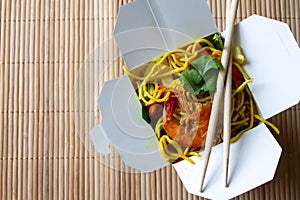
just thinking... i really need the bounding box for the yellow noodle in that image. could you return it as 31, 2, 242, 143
232, 78, 253, 96
254, 114, 280, 134
246, 87, 255, 128
233, 62, 250, 80
231, 118, 249, 126
198, 95, 211, 103
159, 135, 187, 162
232, 106, 246, 122
235, 91, 245, 112
186, 151, 200, 157
159, 137, 180, 160
155, 117, 163, 139
183, 147, 190, 155
142, 84, 170, 105
196, 38, 215, 47
180, 155, 195, 164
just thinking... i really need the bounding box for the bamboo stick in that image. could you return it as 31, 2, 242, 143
99, 157, 105, 200
140, 171, 145, 200
63, 0, 70, 200
83, 0, 89, 198
176, 169, 182, 200
296, 0, 300, 45
295, 107, 300, 200
262, 0, 267, 17
0, 60, 3, 200
78, 1, 85, 200
266, 0, 271, 18
58, 0, 65, 199
38, 0, 45, 198
12, 0, 21, 198
244, 0, 250, 18
17, 0, 26, 198
170, 168, 176, 200
103, 0, 111, 198
52, 0, 60, 199
276, 112, 290, 199
27, 0, 35, 193
287, 110, 297, 200
43, 0, 51, 198
7, 0, 16, 199
155, 169, 162, 200
0, 0, 6, 198
211, 0, 218, 29
94, 0, 100, 199
73, 0, 80, 197
221, 0, 227, 31
48, 0, 55, 199
69, 0, 75, 198
280, 0, 286, 22
22, 0, 32, 198
32, 0, 41, 199
5, 0, 13, 198
111, 1, 122, 199
216, 0, 222, 31
99, 0, 105, 199
89, 0, 96, 198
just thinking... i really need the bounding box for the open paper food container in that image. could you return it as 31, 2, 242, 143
91, 0, 300, 199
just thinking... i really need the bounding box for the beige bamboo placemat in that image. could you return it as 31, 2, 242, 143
0, 0, 299, 199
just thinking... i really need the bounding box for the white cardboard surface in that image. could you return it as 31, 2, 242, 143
92, 0, 300, 199
231, 15, 300, 119
114, 0, 217, 70
173, 124, 282, 200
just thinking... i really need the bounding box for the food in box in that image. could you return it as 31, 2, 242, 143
91, 0, 300, 199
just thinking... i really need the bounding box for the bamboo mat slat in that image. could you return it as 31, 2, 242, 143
0, 0, 300, 200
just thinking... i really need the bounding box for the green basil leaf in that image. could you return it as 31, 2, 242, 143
201, 69, 219, 92
191, 55, 222, 76
180, 55, 222, 95
180, 69, 203, 94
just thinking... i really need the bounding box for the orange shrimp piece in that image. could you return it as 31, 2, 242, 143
163, 97, 211, 149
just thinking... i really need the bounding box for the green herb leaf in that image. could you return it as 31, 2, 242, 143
201, 69, 219, 92
179, 55, 222, 94
142, 105, 151, 124
191, 55, 222, 76
180, 69, 203, 94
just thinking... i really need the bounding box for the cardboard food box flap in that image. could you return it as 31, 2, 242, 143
113, 0, 218, 70
231, 15, 300, 119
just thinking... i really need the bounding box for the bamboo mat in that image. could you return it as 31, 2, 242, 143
0, 0, 299, 199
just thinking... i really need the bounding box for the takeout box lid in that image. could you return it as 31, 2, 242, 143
91, 0, 300, 199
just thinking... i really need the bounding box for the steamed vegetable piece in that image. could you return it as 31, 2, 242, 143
123, 33, 279, 164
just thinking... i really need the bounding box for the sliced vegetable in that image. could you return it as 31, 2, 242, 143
212, 34, 224, 50
232, 45, 246, 65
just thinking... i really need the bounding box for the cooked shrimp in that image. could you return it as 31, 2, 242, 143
163, 92, 211, 149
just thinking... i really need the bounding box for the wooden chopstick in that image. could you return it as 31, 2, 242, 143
223, 54, 232, 187
199, 0, 240, 192
223, 0, 233, 188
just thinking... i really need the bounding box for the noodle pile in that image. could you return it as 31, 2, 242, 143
123, 34, 279, 164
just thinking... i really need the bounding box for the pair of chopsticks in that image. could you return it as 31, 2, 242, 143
199, 0, 240, 192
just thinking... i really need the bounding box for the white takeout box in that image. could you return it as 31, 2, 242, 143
91, 0, 300, 199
